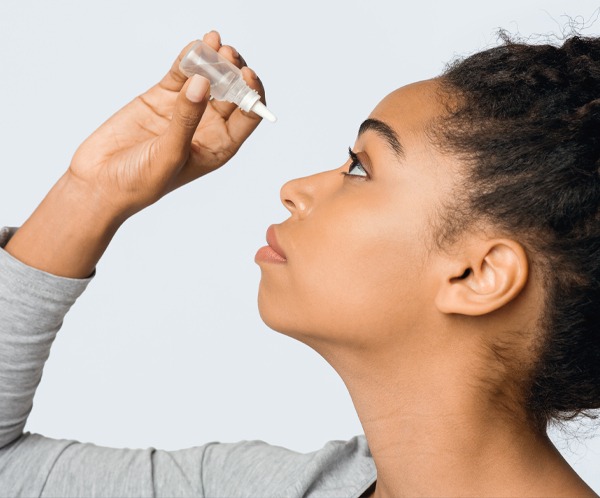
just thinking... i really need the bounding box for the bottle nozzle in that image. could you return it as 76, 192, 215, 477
250, 101, 277, 123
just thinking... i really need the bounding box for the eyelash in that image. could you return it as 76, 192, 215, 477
341, 147, 369, 179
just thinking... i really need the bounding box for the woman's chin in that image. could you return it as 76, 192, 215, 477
257, 289, 286, 333
256, 289, 309, 342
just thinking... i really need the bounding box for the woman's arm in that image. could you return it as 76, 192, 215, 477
0, 29, 264, 447
0, 227, 94, 466
5, 31, 264, 278
0, 31, 266, 495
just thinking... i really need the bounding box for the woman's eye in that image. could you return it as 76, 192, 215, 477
347, 158, 368, 177
343, 147, 369, 178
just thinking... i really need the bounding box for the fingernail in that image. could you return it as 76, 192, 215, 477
186, 74, 210, 103
248, 68, 259, 80
231, 46, 239, 58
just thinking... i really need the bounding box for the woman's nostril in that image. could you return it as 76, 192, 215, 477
285, 199, 295, 210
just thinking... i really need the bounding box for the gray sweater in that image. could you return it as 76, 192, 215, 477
0, 226, 376, 497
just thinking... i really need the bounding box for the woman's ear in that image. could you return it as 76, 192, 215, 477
434, 239, 529, 316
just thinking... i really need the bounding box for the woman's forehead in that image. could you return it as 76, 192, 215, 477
367, 79, 444, 139
360, 78, 462, 197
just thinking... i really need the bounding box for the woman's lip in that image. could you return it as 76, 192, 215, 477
254, 225, 287, 265
266, 225, 287, 260
255, 245, 287, 264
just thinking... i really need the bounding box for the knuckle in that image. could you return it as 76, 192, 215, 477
169, 67, 187, 84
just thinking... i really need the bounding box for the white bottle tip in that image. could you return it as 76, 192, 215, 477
250, 101, 277, 123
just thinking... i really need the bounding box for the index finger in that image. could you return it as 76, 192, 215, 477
159, 31, 222, 92
224, 66, 268, 143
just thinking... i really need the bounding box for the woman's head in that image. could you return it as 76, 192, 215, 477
255, 34, 600, 432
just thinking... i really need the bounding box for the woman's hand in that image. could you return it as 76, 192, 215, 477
69, 30, 265, 220
5, 31, 266, 278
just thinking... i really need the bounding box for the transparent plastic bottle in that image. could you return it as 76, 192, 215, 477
179, 41, 276, 123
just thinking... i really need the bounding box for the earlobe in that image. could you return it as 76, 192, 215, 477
435, 239, 529, 316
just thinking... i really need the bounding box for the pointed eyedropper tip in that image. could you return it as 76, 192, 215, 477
251, 101, 277, 123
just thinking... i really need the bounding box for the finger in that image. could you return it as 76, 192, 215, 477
225, 66, 267, 143
157, 75, 211, 163
202, 30, 222, 51
204, 45, 248, 119
158, 31, 222, 92
242, 66, 267, 106
219, 45, 247, 69
207, 44, 247, 118
209, 56, 265, 121
159, 40, 198, 92
210, 65, 266, 124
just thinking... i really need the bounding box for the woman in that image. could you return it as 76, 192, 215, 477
0, 29, 598, 497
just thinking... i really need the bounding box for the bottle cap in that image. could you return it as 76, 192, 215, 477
250, 101, 277, 123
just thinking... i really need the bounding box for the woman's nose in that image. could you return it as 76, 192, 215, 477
279, 173, 319, 218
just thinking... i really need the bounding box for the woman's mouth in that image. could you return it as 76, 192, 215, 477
255, 225, 287, 264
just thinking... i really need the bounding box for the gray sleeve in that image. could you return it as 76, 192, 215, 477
0, 226, 210, 497
200, 437, 376, 497
0, 226, 94, 449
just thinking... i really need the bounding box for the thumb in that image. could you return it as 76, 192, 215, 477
162, 74, 211, 153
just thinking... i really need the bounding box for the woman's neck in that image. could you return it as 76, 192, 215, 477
321, 340, 596, 497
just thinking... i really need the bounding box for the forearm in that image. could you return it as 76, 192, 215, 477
0, 228, 93, 448
5, 171, 123, 278
0, 171, 125, 447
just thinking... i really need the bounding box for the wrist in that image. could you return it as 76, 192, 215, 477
5, 171, 124, 278
63, 169, 133, 225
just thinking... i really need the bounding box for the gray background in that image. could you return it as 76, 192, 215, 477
1, 0, 599, 492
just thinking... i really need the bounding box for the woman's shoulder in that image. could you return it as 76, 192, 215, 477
1, 432, 377, 498
200, 434, 377, 497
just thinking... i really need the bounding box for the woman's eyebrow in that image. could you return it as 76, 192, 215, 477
357, 118, 405, 160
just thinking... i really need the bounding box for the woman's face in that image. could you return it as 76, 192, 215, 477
256, 79, 459, 354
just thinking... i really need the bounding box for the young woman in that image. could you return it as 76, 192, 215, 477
0, 30, 598, 497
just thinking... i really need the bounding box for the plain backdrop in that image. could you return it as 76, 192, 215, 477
1, 0, 599, 492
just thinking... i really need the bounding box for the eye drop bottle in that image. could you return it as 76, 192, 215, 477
179, 41, 276, 123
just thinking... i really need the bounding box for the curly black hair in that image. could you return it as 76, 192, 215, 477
433, 34, 600, 431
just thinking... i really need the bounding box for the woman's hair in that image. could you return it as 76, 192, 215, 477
433, 33, 600, 431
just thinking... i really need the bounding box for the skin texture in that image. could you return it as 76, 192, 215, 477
5, 33, 597, 497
